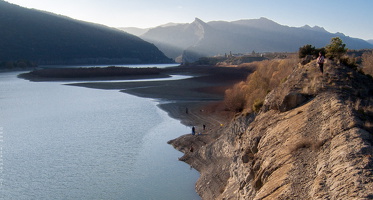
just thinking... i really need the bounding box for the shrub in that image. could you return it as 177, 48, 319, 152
224, 81, 247, 112
340, 55, 358, 70
299, 44, 316, 58
362, 50, 373, 76
298, 44, 325, 59
224, 58, 296, 113
325, 37, 347, 61
252, 99, 264, 113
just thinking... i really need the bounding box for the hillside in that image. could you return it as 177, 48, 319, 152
169, 60, 373, 199
131, 18, 373, 62
0, 0, 172, 65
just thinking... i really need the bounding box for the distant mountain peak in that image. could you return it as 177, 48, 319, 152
191, 17, 208, 27
301, 25, 327, 32
188, 18, 209, 40
335, 32, 346, 37
194, 17, 204, 22
258, 17, 274, 22
313, 25, 326, 31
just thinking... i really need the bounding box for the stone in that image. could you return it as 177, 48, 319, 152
279, 92, 307, 112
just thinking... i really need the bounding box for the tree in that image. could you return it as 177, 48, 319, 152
298, 44, 325, 59
325, 37, 347, 61
298, 44, 316, 58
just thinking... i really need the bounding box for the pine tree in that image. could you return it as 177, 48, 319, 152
325, 37, 347, 61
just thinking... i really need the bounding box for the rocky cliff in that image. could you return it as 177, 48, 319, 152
169, 60, 373, 199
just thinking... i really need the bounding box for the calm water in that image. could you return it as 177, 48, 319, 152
0, 71, 200, 200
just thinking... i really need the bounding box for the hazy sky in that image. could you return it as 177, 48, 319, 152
5, 0, 373, 40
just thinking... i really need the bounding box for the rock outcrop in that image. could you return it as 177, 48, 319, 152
169, 60, 373, 199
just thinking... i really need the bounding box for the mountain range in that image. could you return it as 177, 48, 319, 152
0, 0, 171, 65
121, 18, 373, 62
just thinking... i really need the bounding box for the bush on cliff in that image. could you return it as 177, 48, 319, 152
362, 50, 373, 76
224, 58, 297, 113
298, 44, 325, 59
325, 37, 348, 61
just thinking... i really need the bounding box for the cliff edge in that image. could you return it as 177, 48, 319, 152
169, 60, 373, 199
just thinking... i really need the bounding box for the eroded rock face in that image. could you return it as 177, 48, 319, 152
279, 92, 307, 112
223, 92, 373, 199
171, 60, 373, 199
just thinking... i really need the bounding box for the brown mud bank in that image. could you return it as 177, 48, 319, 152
64, 65, 252, 128
19, 65, 251, 126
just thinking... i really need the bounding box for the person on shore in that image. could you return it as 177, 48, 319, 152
192, 126, 195, 135
317, 52, 325, 74
203, 124, 206, 130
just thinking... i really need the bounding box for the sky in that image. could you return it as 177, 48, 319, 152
5, 0, 373, 40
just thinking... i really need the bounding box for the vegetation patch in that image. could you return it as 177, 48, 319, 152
224, 58, 297, 113
0, 60, 37, 70
362, 50, 373, 76
24, 66, 162, 78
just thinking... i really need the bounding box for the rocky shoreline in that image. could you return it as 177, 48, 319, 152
169, 60, 373, 199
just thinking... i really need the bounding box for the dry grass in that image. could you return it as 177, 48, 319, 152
290, 138, 313, 152
365, 121, 373, 131
362, 50, 373, 76
288, 138, 327, 153
224, 58, 297, 113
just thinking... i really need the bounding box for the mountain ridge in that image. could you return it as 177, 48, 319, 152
120, 18, 373, 63
0, 0, 172, 65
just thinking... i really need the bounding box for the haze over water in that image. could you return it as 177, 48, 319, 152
0, 70, 200, 200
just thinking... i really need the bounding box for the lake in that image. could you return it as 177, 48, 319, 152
0, 71, 200, 200
40, 63, 179, 69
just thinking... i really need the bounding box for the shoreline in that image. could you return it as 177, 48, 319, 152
65, 66, 246, 130
17, 64, 251, 134
18, 64, 250, 143
18, 65, 252, 199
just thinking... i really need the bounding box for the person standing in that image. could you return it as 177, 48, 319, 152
317, 52, 325, 74
192, 126, 195, 135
